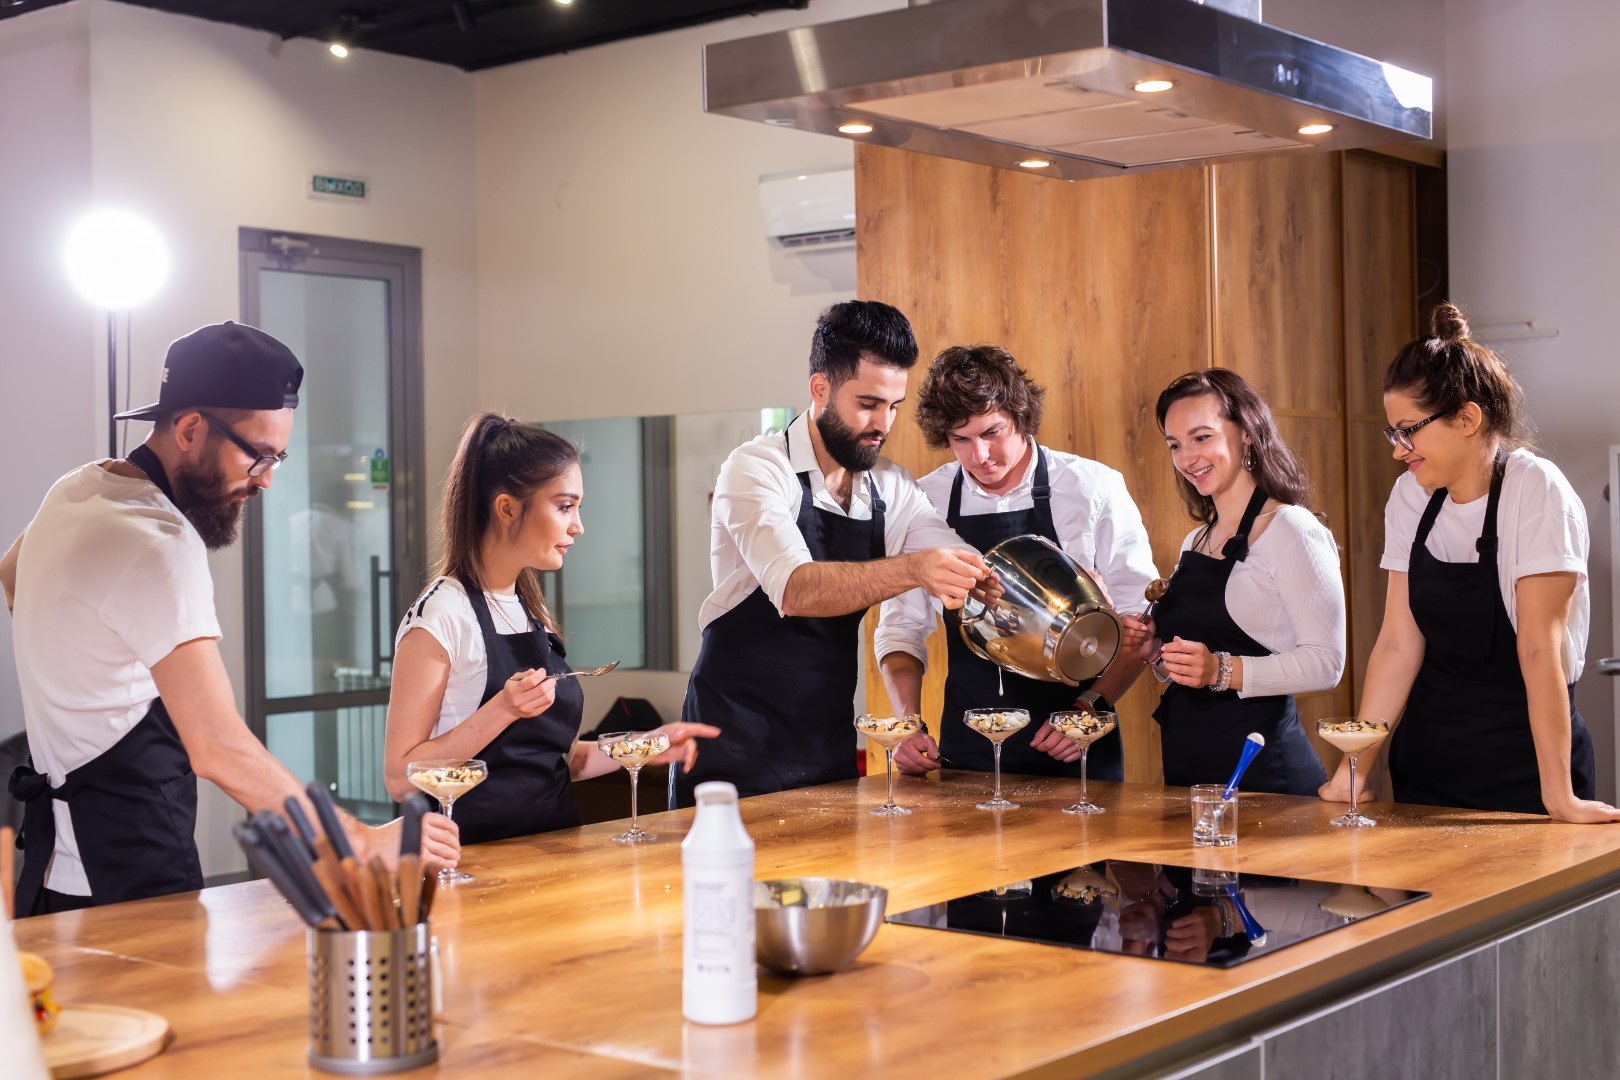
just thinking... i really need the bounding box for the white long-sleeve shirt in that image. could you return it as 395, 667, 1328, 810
1173, 504, 1346, 699
875, 441, 1159, 667
697, 410, 970, 629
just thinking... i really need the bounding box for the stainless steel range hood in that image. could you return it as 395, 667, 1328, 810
703, 0, 1433, 182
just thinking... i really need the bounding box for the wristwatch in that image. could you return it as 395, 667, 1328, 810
1077, 690, 1110, 713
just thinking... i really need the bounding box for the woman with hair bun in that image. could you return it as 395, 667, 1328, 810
382, 413, 716, 846
1125, 370, 1346, 795
1319, 304, 1614, 821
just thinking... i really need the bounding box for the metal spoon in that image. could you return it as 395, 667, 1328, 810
542, 660, 622, 682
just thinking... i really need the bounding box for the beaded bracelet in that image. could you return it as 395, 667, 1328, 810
1209, 651, 1234, 693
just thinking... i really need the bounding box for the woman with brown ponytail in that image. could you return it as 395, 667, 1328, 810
381, 413, 716, 846
1319, 303, 1614, 822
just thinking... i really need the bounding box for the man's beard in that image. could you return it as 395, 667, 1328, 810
171, 453, 256, 550
815, 404, 885, 472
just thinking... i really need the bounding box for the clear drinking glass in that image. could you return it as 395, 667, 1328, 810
1190, 784, 1238, 847
854, 714, 923, 815
963, 709, 1030, 810
405, 757, 488, 884
597, 730, 670, 843
1317, 718, 1391, 828
1048, 709, 1117, 814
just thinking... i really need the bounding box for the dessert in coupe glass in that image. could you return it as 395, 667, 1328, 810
853, 714, 924, 816
596, 730, 671, 843
406, 757, 488, 883
1048, 709, 1118, 814
1316, 718, 1391, 828
963, 708, 1030, 810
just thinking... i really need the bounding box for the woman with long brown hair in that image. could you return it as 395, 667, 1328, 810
382, 413, 715, 847
1319, 304, 1613, 821
1125, 370, 1345, 796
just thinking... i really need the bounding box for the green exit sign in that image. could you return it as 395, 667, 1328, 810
309, 174, 368, 201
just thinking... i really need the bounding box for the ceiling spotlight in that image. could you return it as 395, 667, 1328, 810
554, 0, 574, 6
1132, 79, 1175, 93
837, 121, 874, 135
329, 41, 350, 58
1298, 122, 1335, 135
1017, 159, 1052, 169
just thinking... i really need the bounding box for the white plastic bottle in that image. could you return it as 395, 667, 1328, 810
681, 781, 757, 1024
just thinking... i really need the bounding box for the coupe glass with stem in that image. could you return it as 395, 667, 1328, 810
962, 708, 1030, 810
596, 730, 671, 843
1048, 709, 1118, 814
854, 714, 923, 815
1316, 718, 1391, 828
405, 757, 488, 884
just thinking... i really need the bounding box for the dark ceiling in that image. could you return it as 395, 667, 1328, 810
0, 0, 808, 71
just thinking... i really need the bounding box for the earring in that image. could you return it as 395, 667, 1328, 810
1243, 446, 1253, 471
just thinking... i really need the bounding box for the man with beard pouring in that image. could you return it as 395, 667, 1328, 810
678, 302, 989, 802
1, 323, 458, 916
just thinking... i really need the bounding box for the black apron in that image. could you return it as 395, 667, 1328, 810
443, 580, 584, 844
679, 427, 885, 803
1389, 452, 1594, 814
9, 445, 203, 917
940, 450, 1122, 780
1151, 487, 1326, 796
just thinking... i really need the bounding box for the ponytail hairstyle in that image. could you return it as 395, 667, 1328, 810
1383, 302, 1535, 450
434, 412, 580, 633
1154, 369, 1314, 525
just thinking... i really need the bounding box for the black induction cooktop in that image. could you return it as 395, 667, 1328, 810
885, 861, 1428, 968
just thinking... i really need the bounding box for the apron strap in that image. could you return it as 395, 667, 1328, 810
1413, 486, 1448, 551
1476, 449, 1509, 558
126, 443, 178, 504
1221, 485, 1271, 563
947, 446, 1053, 534
8, 763, 56, 918
865, 472, 886, 561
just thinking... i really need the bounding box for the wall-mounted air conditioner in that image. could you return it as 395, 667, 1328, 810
759, 164, 855, 249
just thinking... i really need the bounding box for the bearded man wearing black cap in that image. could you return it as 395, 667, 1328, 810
1, 322, 459, 916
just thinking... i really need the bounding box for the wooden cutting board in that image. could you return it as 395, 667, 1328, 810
43, 1004, 170, 1079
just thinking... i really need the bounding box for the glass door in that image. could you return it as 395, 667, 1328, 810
239, 229, 425, 822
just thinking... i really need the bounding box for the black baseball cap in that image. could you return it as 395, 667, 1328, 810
115, 321, 303, 422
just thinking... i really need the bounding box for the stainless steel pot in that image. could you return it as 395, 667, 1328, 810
958, 534, 1121, 685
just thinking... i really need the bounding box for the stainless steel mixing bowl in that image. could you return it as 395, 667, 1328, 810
754, 878, 888, 976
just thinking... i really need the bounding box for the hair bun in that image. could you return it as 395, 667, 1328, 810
1430, 302, 1471, 344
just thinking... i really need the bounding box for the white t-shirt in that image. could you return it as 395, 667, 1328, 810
1174, 504, 1347, 699
13, 463, 222, 895
1379, 449, 1589, 680
875, 441, 1160, 666
395, 577, 544, 738
698, 410, 971, 629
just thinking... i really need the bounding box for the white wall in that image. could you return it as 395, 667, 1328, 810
472, 1, 887, 723
0, 0, 480, 872
1446, 0, 1620, 801
0, 3, 93, 745
472, 0, 885, 424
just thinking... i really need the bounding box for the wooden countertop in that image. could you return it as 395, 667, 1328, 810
16, 773, 1620, 1078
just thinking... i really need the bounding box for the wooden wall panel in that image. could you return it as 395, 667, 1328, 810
856, 144, 1425, 791
856, 145, 1209, 783
1213, 155, 1344, 411
1343, 153, 1418, 419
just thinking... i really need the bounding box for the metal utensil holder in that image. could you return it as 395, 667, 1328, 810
308, 923, 438, 1075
